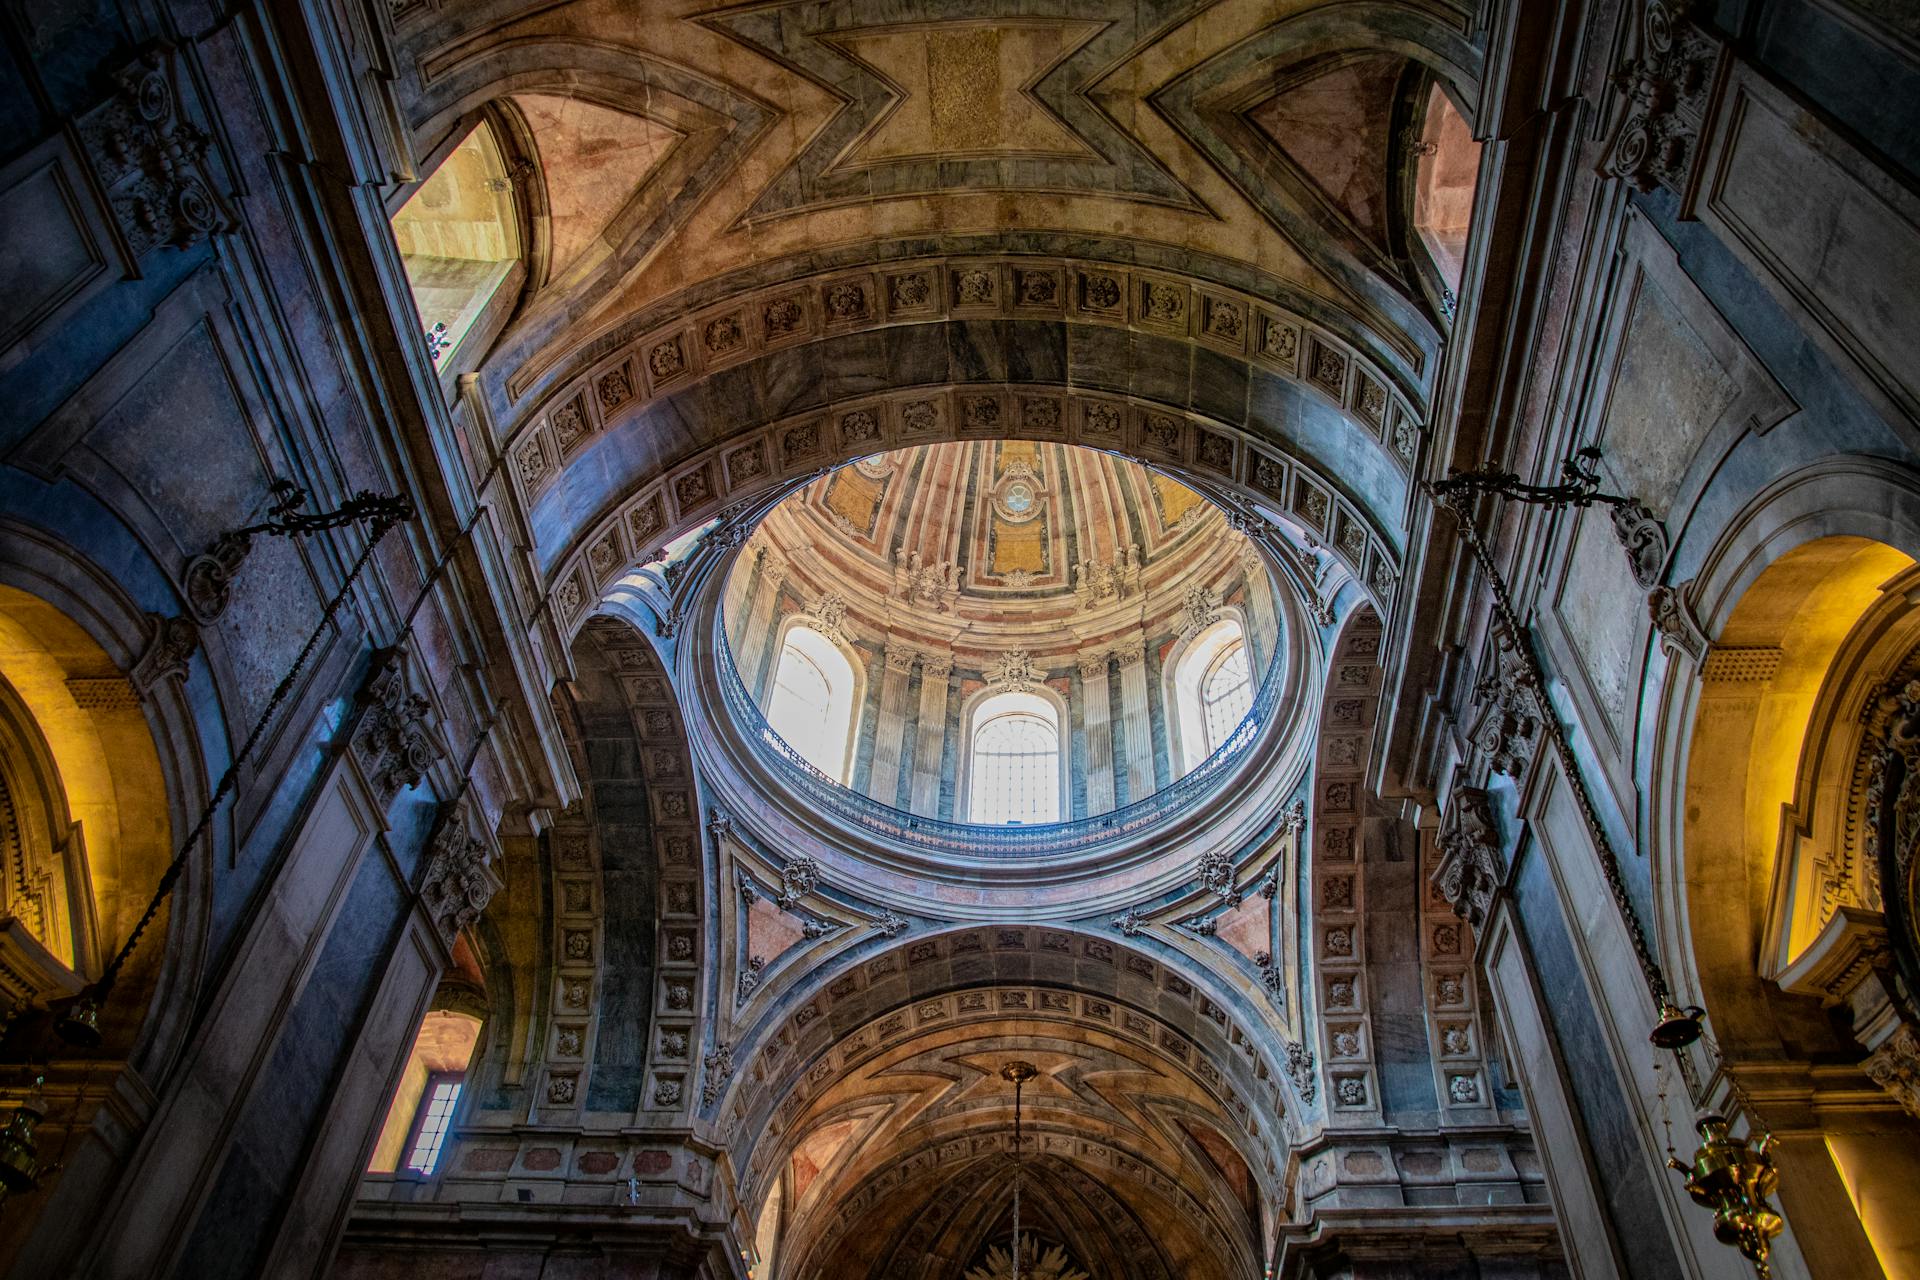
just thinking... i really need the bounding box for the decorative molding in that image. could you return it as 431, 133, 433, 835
1864, 1024, 1920, 1120
1601, 0, 1727, 196
1648, 582, 1707, 661
1178, 582, 1221, 640
776, 857, 819, 911
1433, 787, 1502, 927
352, 648, 442, 805
130, 612, 198, 692
984, 650, 1044, 694
1609, 500, 1669, 588
702, 1042, 734, 1109
419, 804, 501, 944
1470, 627, 1543, 780
1197, 848, 1241, 906
76, 45, 234, 257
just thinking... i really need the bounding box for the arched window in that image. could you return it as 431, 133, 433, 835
391, 121, 521, 368
1170, 617, 1255, 774
967, 691, 1061, 824
1411, 85, 1480, 308
766, 626, 857, 783
1200, 639, 1253, 752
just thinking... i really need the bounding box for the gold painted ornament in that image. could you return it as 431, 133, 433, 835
1665, 1114, 1784, 1278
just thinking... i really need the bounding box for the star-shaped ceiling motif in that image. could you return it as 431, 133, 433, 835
700, 0, 1214, 222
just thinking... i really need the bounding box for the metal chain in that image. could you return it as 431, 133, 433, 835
1434, 488, 1676, 1010
87, 506, 408, 1001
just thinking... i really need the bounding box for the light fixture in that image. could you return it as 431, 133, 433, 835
1666, 1114, 1783, 1277
0, 1076, 50, 1207
1000, 1061, 1037, 1280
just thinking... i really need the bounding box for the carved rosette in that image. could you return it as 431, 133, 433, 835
776, 857, 819, 910
1434, 786, 1503, 927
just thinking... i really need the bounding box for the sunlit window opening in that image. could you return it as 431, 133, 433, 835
1201, 639, 1253, 752
766, 626, 857, 782
391, 122, 520, 366
1412, 85, 1480, 301
1171, 618, 1256, 774
405, 1075, 463, 1175
368, 1009, 481, 1175
967, 691, 1061, 824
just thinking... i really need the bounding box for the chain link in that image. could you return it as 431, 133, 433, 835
88, 507, 408, 1001
1434, 489, 1675, 1010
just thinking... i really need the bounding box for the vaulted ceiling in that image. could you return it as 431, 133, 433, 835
389, 0, 1479, 614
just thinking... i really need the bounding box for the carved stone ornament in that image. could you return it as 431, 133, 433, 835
1865, 676, 1920, 1036
131, 612, 198, 692
1609, 500, 1670, 588
1600, 0, 1727, 196
1433, 786, 1503, 927
1111, 905, 1147, 937
1285, 1039, 1318, 1104
872, 909, 909, 939
1649, 581, 1708, 661
352, 648, 443, 804
182, 531, 251, 624
809, 594, 850, 646
736, 955, 766, 1005
77, 46, 234, 258
702, 1043, 735, 1108
985, 650, 1044, 694
1471, 626, 1543, 780
776, 857, 819, 910
1197, 848, 1241, 906
419, 805, 501, 944
1864, 1024, 1920, 1119
1179, 582, 1221, 640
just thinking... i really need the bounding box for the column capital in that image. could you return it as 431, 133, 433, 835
1075, 650, 1111, 680
883, 642, 918, 674
920, 651, 955, 679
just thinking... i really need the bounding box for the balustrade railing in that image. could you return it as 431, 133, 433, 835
715, 632, 1287, 858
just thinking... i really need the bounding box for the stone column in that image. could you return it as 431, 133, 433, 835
733, 557, 786, 697
1240, 547, 1278, 669
1078, 650, 1116, 815
723, 540, 762, 639
1115, 641, 1156, 804
909, 651, 953, 816
867, 643, 916, 807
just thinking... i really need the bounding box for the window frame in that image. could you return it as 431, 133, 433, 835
400, 1070, 466, 1178
959, 687, 1067, 825
1164, 612, 1256, 777
761, 619, 863, 785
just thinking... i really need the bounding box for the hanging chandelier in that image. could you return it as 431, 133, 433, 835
1000, 1061, 1037, 1280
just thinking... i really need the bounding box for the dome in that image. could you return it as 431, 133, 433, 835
719, 442, 1289, 828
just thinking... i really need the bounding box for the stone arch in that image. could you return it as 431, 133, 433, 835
1644, 457, 1920, 1273
498, 615, 709, 1124
714, 925, 1300, 1195
535, 383, 1407, 663
1649, 457, 1920, 1040
0, 522, 203, 1077
717, 927, 1280, 1280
